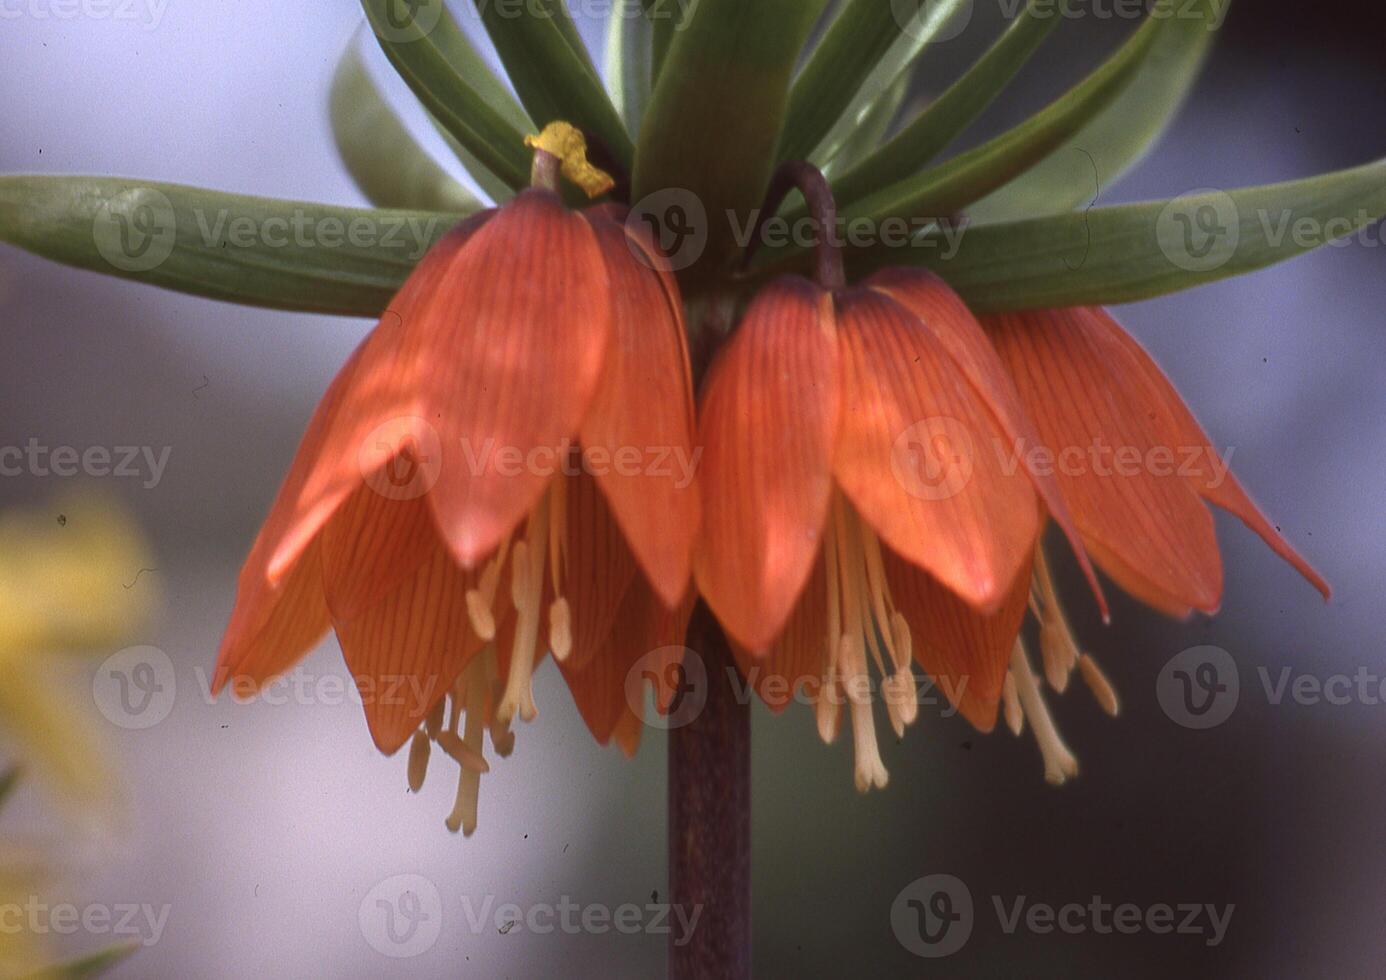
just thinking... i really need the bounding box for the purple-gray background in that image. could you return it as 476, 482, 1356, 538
1, 1, 1383, 976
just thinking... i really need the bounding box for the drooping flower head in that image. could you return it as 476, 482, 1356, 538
696, 164, 1328, 789
214, 126, 698, 833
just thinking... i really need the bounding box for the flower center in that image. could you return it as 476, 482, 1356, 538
464, 481, 574, 726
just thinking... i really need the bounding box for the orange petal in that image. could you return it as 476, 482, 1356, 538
866, 268, 1107, 619
213, 539, 330, 696
576, 208, 700, 607
883, 544, 1030, 732
693, 276, 839, 652
319, 482, 438, 621
558, 579, 694, 750
263, 213, 495, 583
1087, 307, 1329, 599
833, 287, 1039, 612
561, 471, 638, 670
426, 190, 613, 567
983, 308, 1224, 616
333, 537, 486, 755
729, 553, 828, 715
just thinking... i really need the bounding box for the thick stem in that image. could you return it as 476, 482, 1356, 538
741, 160, 845, 291
669, 602, 751, 979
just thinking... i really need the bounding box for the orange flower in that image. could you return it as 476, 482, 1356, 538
694, 267, 1103, 791
981, 305, 1330, 617
213, 190, 698, 833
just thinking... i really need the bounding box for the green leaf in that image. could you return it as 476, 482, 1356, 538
28, 940, 140, 979
780, 0, 971, 165
360, 0, 532, 191
632, 0, 828, 270
0, 766, 19, 810
829, 0, 1061, 203
472, 0, 634, 173
643, 0, 682, 81
330, 32, 481, 213
606, 0, 652, 135
0, 176, 459, 316
968, 0, 1227, 224
820, 72, 911, 181
847, 159, 1386, 311
837, 8, 1163, 226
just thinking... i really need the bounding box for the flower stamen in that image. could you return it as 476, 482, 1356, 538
1008, 639, 1079, 786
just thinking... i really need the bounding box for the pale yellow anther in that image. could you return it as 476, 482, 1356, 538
407, 729, 430, 793
548, 597, 573, 662
1010, 641, 1080, 786
1079, 653, 1120, 717
465, 589, 497, 641
1002, 672, 1024, 736
524, 122, 615, 198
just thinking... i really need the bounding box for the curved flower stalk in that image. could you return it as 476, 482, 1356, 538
213, 130, 699, 834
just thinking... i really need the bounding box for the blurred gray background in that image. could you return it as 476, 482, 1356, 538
1, 1, 1383, 976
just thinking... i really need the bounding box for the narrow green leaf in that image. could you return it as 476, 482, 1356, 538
820, 72, 911, 181
779, 0, 971, 165
839, 10, 1163, 224
606, 0, 653, 135
643, 0, 680, 80
632, 0, 828, 270
472, 0, 634, 172
847, 160, 1386, 311
330, 33, 481, 213
360, 0, 531, 191
829, 0, 1061, 203
30, 940, 140, 979
0, 176, 460, 316
968, 0, 1228, 224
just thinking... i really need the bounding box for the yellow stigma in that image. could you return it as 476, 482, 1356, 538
524, 121, 615, 198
